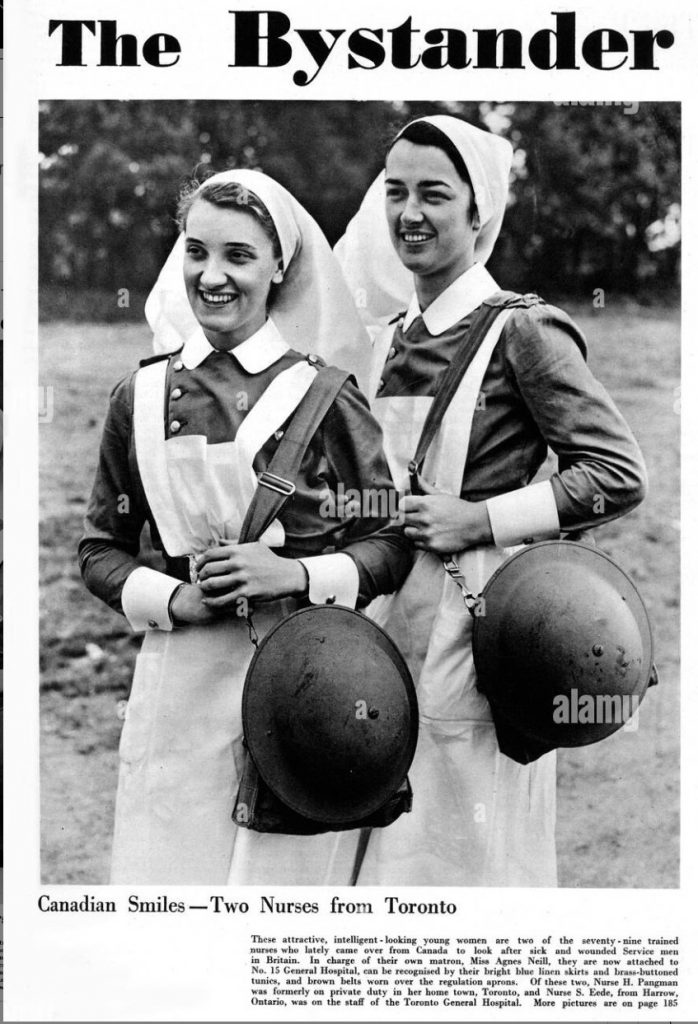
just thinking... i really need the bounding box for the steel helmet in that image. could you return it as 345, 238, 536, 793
242, 604, 418, 825
472, 540, 655, 761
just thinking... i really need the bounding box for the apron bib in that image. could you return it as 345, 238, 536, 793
111, 357, 358, 885
360, 310, 558, 887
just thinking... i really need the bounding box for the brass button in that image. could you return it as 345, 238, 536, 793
388, 346, 397, 359
274, 429, 284, 441
171, 387, 183, 400
173, 360, 184, 372
378, 379, 386, 391
397, 317, 405, 329
170, 420, 182, 433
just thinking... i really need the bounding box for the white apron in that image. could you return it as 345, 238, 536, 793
110, 358, 359, 885
357, 311, 558, 887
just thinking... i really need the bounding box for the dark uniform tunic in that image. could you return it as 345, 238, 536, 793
79, 324, 411, 621
378, 299, 647, 534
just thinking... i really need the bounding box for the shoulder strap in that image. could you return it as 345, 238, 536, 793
239, 364, 350, 544
408, 291, 543, 494
139, 349, 178, 368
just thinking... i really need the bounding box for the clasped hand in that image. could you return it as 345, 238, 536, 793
170, 541, 307, 624
400, 475, 493, 554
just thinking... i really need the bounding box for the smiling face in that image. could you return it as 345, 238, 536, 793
183, 198, 283, 349
385, 138, 479, 303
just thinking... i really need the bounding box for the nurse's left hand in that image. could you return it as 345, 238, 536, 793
195, 541, 308, 608
400, 476, 493, 554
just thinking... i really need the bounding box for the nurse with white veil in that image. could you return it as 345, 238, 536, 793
335, 115, 647, 886
80, 168, 410, 885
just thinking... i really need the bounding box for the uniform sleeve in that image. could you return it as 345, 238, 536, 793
303, 379, 413, 609
77, 375, 181, 630
486, 304, 647, 543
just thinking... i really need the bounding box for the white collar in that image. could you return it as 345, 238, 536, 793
403, 263, 499, 336
181, 317, 290, 373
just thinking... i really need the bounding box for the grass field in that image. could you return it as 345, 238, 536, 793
39, 301, 680, 886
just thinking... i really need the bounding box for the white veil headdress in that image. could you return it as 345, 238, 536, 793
334, 114, 514, 328
146, 168, 373, 392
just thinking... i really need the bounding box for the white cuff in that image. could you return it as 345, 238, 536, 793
298, 553, 360, 609
486, 481, 561, 548
121, 566, 183, 633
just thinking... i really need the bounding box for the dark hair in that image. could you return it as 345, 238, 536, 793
176, 178, 282, 261
387, 120, 478, 221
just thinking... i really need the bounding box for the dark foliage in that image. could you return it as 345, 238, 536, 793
39, 100, 680, 306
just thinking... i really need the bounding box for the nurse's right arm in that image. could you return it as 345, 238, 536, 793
78, 376, 194, 631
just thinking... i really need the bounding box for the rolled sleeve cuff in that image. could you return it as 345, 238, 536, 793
298, 553, 360, 610
486, 481, 561, 548
121, 566, 182, 632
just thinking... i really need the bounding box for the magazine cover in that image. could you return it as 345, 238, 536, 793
3, 0, 695, 1019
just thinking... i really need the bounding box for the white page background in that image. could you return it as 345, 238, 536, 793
3, 1, 696, 1019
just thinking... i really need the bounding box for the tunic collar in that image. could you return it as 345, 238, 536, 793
181, 318, 290, 373
403, 262, 499, 336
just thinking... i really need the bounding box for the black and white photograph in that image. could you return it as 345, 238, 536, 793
4, 1, 695, 1019
37, 99, 679, 889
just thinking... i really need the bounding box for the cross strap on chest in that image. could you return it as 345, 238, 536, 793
238, 364, 351, 545
408, 290, 543, 495
405, 290, 544, 618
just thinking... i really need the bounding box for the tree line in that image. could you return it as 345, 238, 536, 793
39, 100, 680, 305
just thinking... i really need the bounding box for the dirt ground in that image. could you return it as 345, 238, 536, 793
39, 302, 680, 886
